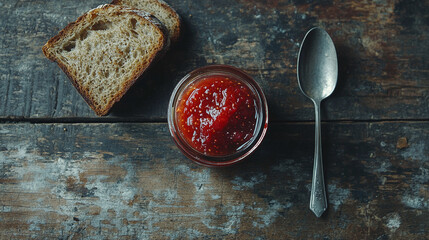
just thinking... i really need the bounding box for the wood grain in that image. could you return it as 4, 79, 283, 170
0, 0, 428, 120
1, 122, 428, 239
1, 0, 428, 239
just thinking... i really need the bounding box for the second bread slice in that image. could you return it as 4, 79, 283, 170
112, 0, 181, 43
42, 4, 168, 116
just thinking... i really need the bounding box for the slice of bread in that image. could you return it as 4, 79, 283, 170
112, 0, 181, 43
42, 4, 168, 116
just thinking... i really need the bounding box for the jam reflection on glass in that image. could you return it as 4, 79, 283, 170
176, 75, 257, 156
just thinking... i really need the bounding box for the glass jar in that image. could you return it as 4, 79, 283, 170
168, 65, 268, 167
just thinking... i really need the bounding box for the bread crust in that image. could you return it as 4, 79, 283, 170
42, 4, 168, 116
111, 0, 181, 43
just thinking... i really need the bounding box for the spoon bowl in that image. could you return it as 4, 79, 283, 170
297, 27, 338, 217
298, 28, 338, 102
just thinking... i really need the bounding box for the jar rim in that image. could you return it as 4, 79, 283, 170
168, 65, 268, 167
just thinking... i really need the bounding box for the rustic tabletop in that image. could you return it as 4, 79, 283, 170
1, 0, 428, 239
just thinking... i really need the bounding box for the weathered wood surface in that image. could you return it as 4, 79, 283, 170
0, 122, 428, 239
1, 0, 428, 239
0, 0, 428, 120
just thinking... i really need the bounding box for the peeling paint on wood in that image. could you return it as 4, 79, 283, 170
0, 122, 428, 239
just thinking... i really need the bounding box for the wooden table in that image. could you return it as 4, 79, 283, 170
1, 0, 428, 239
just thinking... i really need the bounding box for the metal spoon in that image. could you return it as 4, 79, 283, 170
297, 27, 338, 217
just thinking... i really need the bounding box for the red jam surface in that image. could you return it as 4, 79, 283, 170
176, 75, 257, 156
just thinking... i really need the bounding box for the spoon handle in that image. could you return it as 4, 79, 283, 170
310, 100, 327, 217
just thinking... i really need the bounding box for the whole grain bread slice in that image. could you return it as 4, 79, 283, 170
112, 0, 181, 43
42, 4, 168, 116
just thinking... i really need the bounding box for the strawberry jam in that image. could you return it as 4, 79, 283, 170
176, 75, 257, 156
